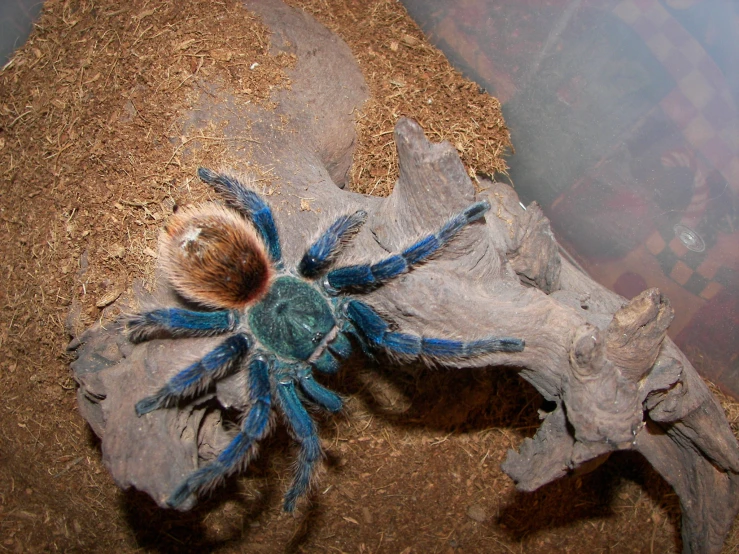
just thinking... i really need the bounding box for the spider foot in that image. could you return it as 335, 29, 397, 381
283, 433, 322, 512
167, 457, 248, 510
135, 390, 170, 416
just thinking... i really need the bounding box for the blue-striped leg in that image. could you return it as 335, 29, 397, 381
126, 308, 238, 343
135, 334, 251, 416
277, 379, 323, 512
345, 299, 524, 358
298, 210, 368, 278
168, 355, 272, 508
325, 201, 490, 293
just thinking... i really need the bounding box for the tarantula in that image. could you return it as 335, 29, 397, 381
127, 168, 525, 512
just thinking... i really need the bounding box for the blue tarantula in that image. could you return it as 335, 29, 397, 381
127, 168, 525, 512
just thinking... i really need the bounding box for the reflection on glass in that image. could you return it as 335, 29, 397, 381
402, 0, 739, 397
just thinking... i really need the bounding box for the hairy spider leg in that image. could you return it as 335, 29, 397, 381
168, 355, 272, 508
135, 334, 251, 416
126, 308, 238, 343
307, 328, 355, 375
310, 350, 340, 374
344, 299, 525, 358
324, 200, 491, 293
327, 332, 352, 359
276, 378, 323, 512
295, 365, 343, 413
197, 167, 283, 267
298, 210, 368, 278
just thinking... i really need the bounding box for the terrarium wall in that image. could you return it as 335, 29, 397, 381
401, 0, 739, 399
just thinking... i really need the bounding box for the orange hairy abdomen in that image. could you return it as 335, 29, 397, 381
161, 204, 273, 309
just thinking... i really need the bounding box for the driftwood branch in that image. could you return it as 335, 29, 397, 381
68, 1, 739, 551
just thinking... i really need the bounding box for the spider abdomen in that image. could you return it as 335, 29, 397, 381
161, 204, 273, 309
248, 276, 335, 361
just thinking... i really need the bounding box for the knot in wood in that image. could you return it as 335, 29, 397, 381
606, 288, 674, 382
569, 323, 605, 378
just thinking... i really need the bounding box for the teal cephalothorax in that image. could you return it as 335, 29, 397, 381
248, 276, 335, 361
